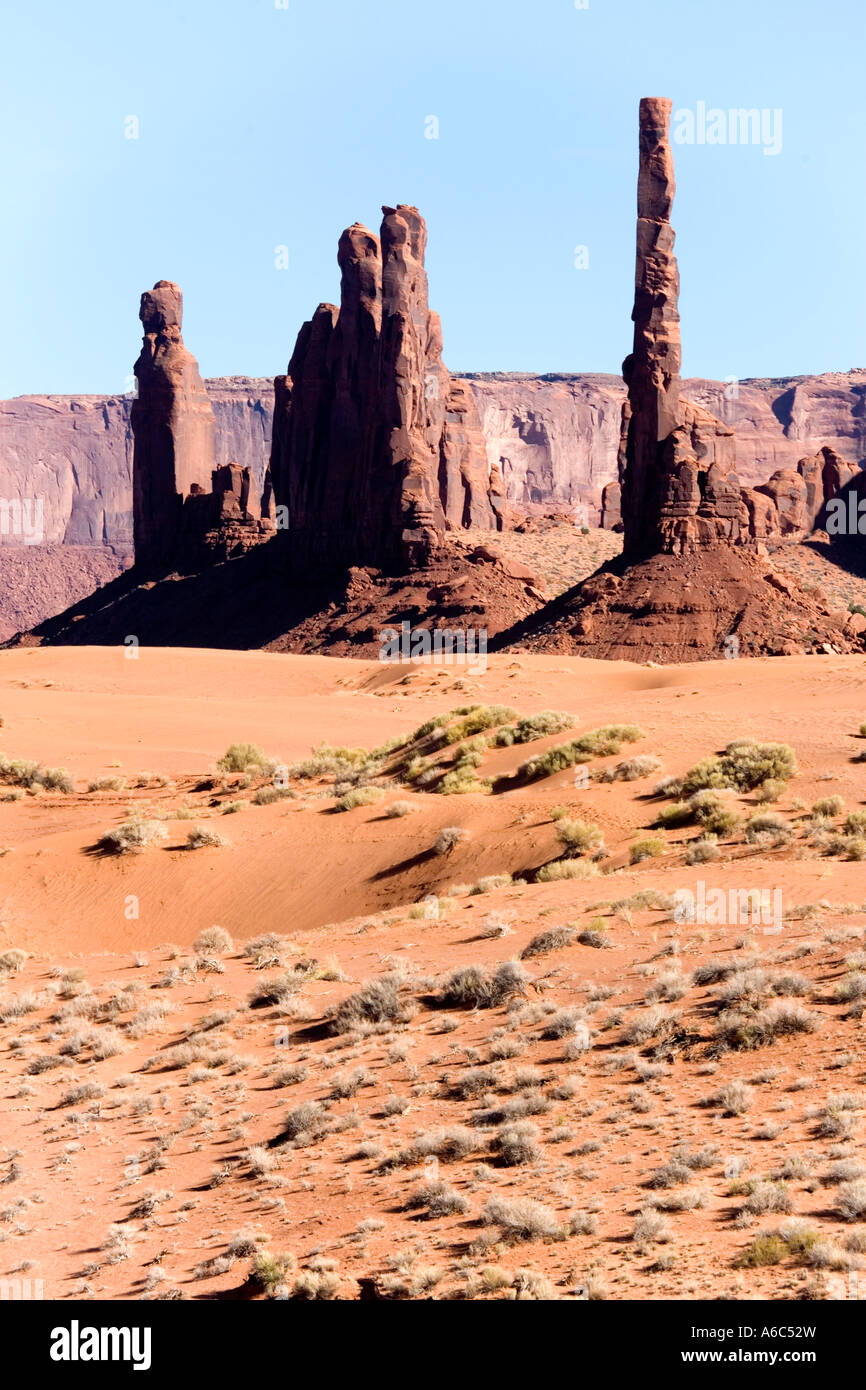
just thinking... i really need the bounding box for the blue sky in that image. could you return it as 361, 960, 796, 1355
1, 0, 864, 397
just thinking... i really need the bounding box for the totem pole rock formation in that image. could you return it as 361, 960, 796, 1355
132, 281, 274, 572
507, 98, 865, 660
270, 205, 502, 575
131, 281, 216, 570
620, 99, 743, 555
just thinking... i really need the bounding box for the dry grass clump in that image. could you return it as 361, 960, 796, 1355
186, 825, 227, 849
328, 975, 413, 1034
481, 1195, 565, 1243
717, 1001, 818, 1051
492, 1121, 541, 1167
405, 1180, 470, 1218
386, 800, 415, 818
535, 860, 599, 883
631, 837, 666, 864
835, 1181, 866, 1221
0, 754, 74, 793
438, 961, 528, 1009
194, 926, 233, 955
217, 744, 274, 774
520, 926, 577, 959
555, 820, 603, 857
599, 755, 662, 783
434, 826, 468, 855
336, 786, 386, 812
706, 1079, 754, 1116
97, 819, 168, 855
745, 812, 793, 845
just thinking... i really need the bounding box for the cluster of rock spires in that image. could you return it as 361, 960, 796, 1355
132, 211, 504, 581
9, 100, 865, 661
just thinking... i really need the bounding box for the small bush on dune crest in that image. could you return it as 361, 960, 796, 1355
443, 705, 517, 744
508, 725, 644, 783
97, 819, 168, 855
386, 800, 415, 818
494, 711, 576, 746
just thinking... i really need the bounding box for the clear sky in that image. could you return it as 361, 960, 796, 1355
1, 0, 864, 397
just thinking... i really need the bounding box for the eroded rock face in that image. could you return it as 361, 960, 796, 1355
132, 281, 217, 571
271, 206, 500, 573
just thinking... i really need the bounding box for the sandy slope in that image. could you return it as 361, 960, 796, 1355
1, 647, 865, 1301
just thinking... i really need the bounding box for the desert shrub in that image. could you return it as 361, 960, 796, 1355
827, 835, 866, 861
535, 860, 599, 883
741, 1182, 793, 1216
218, 744, 269, 773
814, 796, 844, 818
443, 705, 517, 744
97, 819, 168, 854
542, 1006, 587, 1039
281, 1100, 329, 1143
405, 1180, 469, 1218
681, 741, 797, 796
186, 826, 226, 849
470, 875, 513, 895
493, 1121, 540, 1167
194, 926, 233, 955
632, 1208, 671, 1245
88, 776, 126, 793
717, 1001, 818, 1050
291, 745, 372, 782
328, 975, 410, 1034
494, 711, 576, 746
836, 1181, 866, 1221
0, 949, 28, 975
336, 786, 386, 812
386, 801, 415, 819
520, 927, 577, 959
252, 786, 295, 806
555, 820, 603, 857
844, 811, 866, 835
685, 839, 720, 865
251, 1251, 296, 1292
0, 755, 74, 793
745, 812, 792, 845
439, 960, 528, 1009
509, 726, 644, 783
481, 1195, 564, 1243
434, 826, 468, 855
734, 1234, 788, 1268
708, 1079, 754, 1116
599, 756, 662, 783
631, 837, 666, 864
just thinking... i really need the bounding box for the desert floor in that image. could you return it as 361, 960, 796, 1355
1, 645, 865, 1301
